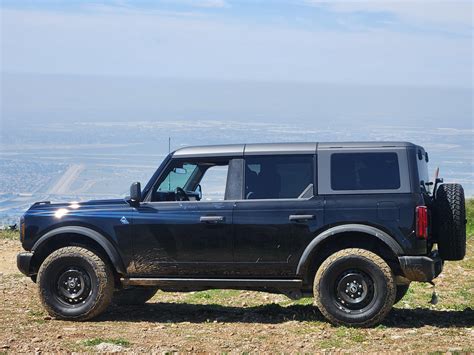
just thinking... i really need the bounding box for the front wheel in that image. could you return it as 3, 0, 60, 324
37, 246, 115, 321
314, 248, 396, 327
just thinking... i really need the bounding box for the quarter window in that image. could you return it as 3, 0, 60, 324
331, 152, 400, 191
245, 155, 314, 199
198, 165, 229, 201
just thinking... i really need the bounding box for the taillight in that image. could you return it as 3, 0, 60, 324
416, 206, 428, 239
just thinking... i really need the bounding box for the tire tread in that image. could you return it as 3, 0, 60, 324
37, 246, 114, 321
433, 183, 466, 260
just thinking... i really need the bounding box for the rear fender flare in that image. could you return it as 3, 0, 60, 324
32, 226, 126, 275
296, 224, 403, 276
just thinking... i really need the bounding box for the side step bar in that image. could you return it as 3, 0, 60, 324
121, 277, 303, 288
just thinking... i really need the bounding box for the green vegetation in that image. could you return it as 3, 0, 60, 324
319, 337, 344, 349
26, 308, 47, 324
314, 326, 368, 349
0, 229, 18, 240
27, 309, 45, 317
83, 338, 131, 347
184, 289, 241, 304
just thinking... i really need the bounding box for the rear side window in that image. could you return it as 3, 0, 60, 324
331, 153, 400, 191
245, 155, 314, 199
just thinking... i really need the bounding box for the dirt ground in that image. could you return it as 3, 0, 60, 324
1, 235, 473, 353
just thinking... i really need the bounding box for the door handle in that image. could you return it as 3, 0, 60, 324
200, 216, 225, 223
289, 214, 315, 222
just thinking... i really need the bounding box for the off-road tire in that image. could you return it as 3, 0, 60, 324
433, 183, 466, 261
37, 246, 114, 321
314, 248, 396, 327
394, 284, 410, 304
113, 287, 158, 305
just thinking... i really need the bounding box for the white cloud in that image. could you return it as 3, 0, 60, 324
1, 6, 472, 87
305, 0, 473, 28
161, 0, 229, 8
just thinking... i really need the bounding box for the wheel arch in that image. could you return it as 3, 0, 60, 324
296, 224, 404, 285
30, 226, 126, 276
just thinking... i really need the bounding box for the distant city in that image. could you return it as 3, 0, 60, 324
1, 120, 472, 225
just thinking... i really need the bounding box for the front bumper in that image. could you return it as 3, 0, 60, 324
17, 252, 34, 276
398, 252, 443, 282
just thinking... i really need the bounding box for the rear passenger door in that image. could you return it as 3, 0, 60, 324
233, 154, 324, 277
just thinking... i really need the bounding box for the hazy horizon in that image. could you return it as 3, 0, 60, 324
2, 72, 472, 129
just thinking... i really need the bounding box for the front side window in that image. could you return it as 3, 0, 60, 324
331, 152, 400, 191
157, 163, 198, 192
245, 155, 314, 199
152, 159, 230, 202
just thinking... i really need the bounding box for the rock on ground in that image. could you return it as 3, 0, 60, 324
95, 343, 124, 353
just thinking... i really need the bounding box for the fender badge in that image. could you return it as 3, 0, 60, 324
120, 216, 129, 225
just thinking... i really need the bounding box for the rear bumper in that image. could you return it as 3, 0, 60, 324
398, 252, 443, 282
17, 252, 34, 276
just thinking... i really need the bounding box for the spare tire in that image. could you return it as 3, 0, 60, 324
433, 183, 466, 260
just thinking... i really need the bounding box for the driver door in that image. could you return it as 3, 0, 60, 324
130, 158, 237, 277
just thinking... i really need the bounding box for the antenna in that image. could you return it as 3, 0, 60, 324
168, 137, 171, 190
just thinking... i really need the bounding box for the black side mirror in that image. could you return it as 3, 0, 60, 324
129, 182, 141, 207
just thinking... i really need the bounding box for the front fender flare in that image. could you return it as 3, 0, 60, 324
296, 224, 404, 277
32, 226, 127, 275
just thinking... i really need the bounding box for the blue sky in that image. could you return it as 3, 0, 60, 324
1, 0, 472, 87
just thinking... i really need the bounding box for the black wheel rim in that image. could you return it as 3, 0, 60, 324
334, 269, 375, 312
55, 267, 92, 305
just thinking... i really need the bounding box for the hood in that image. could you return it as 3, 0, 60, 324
26, 198, 129, 214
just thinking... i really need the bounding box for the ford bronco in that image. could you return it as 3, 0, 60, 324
17, 142, 466, 327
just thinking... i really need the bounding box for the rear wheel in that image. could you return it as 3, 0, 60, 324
433, 183, 466, 260
113, 287, 158, 305
314, 248, 396, 327
37, 246, 114, 321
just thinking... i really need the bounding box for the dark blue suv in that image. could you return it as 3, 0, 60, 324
17, 142, 466, 327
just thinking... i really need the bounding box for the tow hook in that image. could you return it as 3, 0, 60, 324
428, 281, 438, 305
